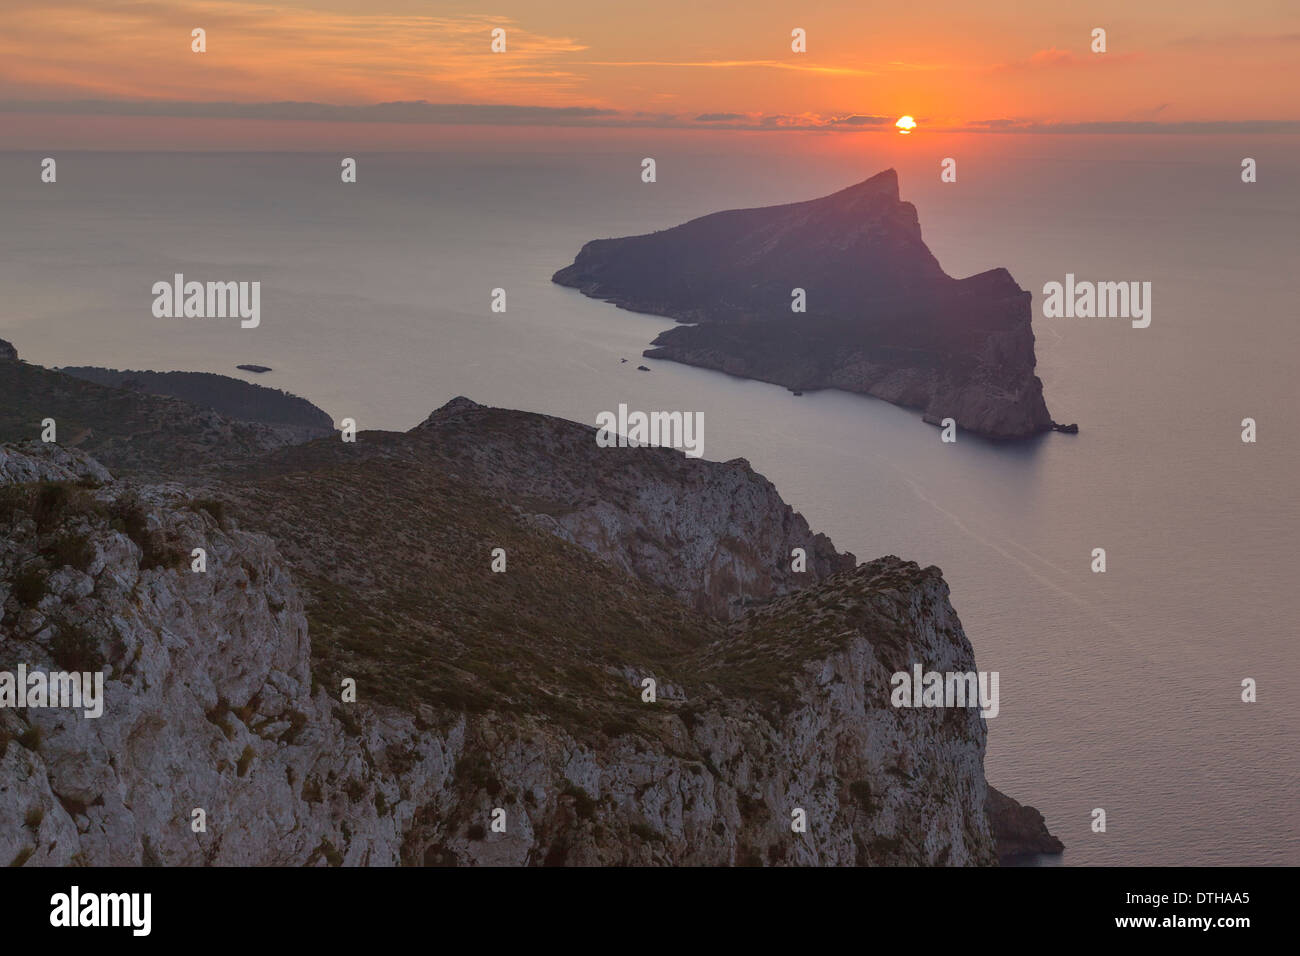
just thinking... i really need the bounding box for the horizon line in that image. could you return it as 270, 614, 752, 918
3, 100, 1298, 135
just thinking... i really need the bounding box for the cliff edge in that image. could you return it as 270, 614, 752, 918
0, 355, 1063, 864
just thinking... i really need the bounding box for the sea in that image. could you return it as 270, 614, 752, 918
1, 131, 1296, 865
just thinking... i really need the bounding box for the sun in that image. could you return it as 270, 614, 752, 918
895, 115, 917, 134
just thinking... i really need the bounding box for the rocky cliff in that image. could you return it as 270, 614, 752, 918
0, 441, 1002, 865
0, 357, 1061, 865
985, 785, 1066, 859
554, 170, 1063, 439
409, 397, 854, 618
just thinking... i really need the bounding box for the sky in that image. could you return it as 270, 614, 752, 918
2, 0, 1299, 148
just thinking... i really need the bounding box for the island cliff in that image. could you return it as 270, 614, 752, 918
0, 350, 1062, 864
554, 169, 1065, 439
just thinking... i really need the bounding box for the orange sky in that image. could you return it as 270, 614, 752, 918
2, 0, 1298, 145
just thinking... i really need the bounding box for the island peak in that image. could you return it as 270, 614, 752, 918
552, 170, 1063, 440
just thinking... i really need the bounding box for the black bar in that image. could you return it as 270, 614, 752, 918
1, 865, 1281, 942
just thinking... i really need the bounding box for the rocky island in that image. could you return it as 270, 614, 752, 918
0, 341, 1061, 865
554, 169, 1071, 439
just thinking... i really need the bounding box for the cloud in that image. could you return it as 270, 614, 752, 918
0, 1, 592, 103
0, 99, 618, 123
826, 114, 892, 127
992, 48, 1142, 72
967, 118, 1023, 129
0, 98, 623, 126
1168, 32, 1300, 49
1038, 119, 1300, 133
575, 59, 876, 76
1029, 48, 1077, 67
1130, 103, 1171, 120
956, 118, 1300, 134
4, 99, 1296, 135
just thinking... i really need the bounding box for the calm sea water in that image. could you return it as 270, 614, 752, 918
1, 135, 1296, 865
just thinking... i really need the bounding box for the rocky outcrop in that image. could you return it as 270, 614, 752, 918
410, 398, 854, 618
1, 446, 355, 865
0, 442, 111, 485
554, 169, 1061, 439
985, 786, 1065, 859
0, 339, 16, 362
0, 439, 1028, 866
